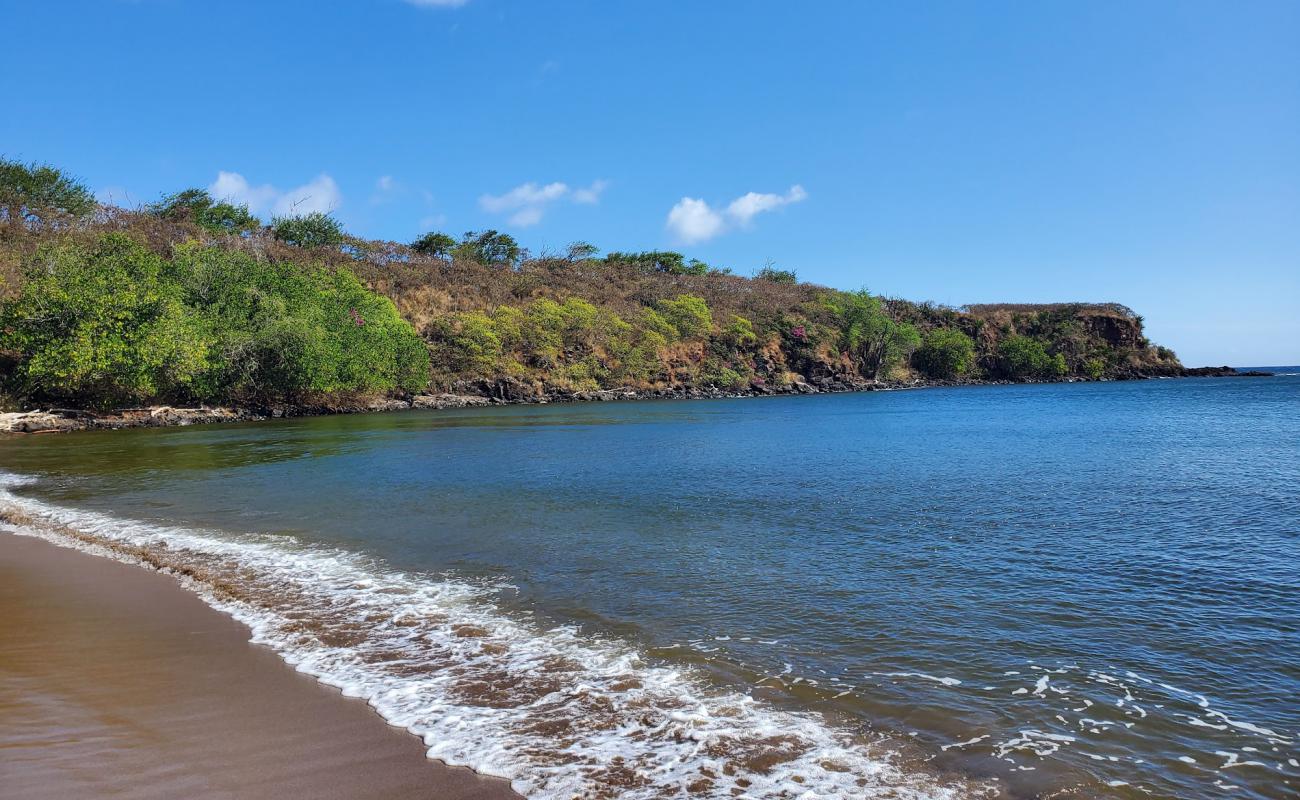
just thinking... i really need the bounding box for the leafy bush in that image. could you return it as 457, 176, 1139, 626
565, 241, 599, 261
0, 234, 428, 406
755, 265, 797, 284
411, 231, 457, 258
604, 250, 694, 274
0, 235, 210, 405
655, 294, 713, 339
720, 315, 758, 348
149, 188, 260, 234
913, 328, 976, 379
998, 336, 1067, 379
456, 230, 520, 266
272, 212, 344, 249
0, 158, 95, 232
823, 289, 920, 378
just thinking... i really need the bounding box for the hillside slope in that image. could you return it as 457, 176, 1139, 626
0, 167, 1202, 414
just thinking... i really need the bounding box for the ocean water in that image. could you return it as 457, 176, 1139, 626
2, 374, 1297, 799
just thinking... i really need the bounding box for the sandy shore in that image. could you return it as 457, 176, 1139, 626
0, 532, 522, 800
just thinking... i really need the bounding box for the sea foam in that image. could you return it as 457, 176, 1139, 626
0, 473, 975, 799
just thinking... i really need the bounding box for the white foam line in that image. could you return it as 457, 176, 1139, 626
0, 473, 973, 800
874, 672, 963, 687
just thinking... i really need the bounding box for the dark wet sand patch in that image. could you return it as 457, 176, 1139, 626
0, 532, 522, 800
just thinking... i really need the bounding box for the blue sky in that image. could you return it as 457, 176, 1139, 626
3, 1, 1296, 365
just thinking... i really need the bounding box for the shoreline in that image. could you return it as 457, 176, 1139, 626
0, 366, 1267, 435
0, 530, 522, 800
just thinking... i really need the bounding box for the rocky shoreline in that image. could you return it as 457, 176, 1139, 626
0, 366, 1269, 435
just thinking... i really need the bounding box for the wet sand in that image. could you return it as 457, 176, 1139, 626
0, 532, 522, 800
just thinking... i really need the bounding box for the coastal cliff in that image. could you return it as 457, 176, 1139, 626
0, 160, 1247, 429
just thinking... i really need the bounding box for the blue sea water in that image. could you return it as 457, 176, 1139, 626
2, 374, 1297, 798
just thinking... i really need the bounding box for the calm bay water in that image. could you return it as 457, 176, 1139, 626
3, 375, 1297, 798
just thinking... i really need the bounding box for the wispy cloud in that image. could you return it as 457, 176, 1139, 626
666, 185, 807, 244
479, 179, 609, 227
726, 185, 807, 226
370, 175, 401, 205
209, 171, 342, 217
572, 179, 609, 205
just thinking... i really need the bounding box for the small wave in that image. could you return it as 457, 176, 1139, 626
874, 671, 963, 687
0, 473, 975, 799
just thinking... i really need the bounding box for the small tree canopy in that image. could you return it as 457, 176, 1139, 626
566, 241, 599, 261
0, 158, 96, 231
411, 231, 457, 258
149, 188, 260, 234
456, 230, 520, 266
913, 328, 976, 379
271, 212, 344, 249
998, 335, 1067, 379
755, 264, 797, 284
823, 289, 920, 379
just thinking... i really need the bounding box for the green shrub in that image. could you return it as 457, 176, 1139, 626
720, 314, 758, 348
0, 158, 95, 232
913, 328, 976, 379
0, 234, 428, 406
655, 294, 713, 339
604, 250, 691, 274
271, 212, 344, 249
1085, 357, 1106, 380
755, 265, 797, 284
702, 363, 747, 390
566, 241, 599, 261
0, 234, 210, 406
998, 335, 1067, 379
411, 231, 457, 258
823, 289, 920, 378
428, 312, 503, 374
149, 189, 260, 234
455, 230, 520, 266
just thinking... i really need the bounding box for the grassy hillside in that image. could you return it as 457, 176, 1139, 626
0, 160, 1186, 411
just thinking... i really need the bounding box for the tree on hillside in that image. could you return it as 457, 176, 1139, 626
603, 250, 692, 274
0, 158, 96, 235
456, 230, 520, 266
755, 262, 797, 284
823, 289, 920, 379
565, 241, 599, 261
0, 234, 209, 405
998, 335, 1067, 379
913, 328, 976, 379
149, 188, 260, 234
271, 212, 344, 249
411, 231, 457, 258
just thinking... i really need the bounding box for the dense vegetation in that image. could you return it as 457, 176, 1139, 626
0, 159, 1186, 410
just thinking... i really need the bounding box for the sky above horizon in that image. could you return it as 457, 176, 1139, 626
3, 1, 1297, 365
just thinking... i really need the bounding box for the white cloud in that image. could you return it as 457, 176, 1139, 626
371, 175, 400, 205
480, 181, 568, 213
479, 179, 608, 227
403, 0, 469, 8
572, 179, 609, 205
666, 197, 726, 244
273, 174, 341, 216
208, 171, 342, 218
508, 206, 545, 227
726, 184, 807, 226
210, 171, 278, 213
665, 185, 807, 244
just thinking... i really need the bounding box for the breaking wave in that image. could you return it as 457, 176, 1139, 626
0, 472, 977, 799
